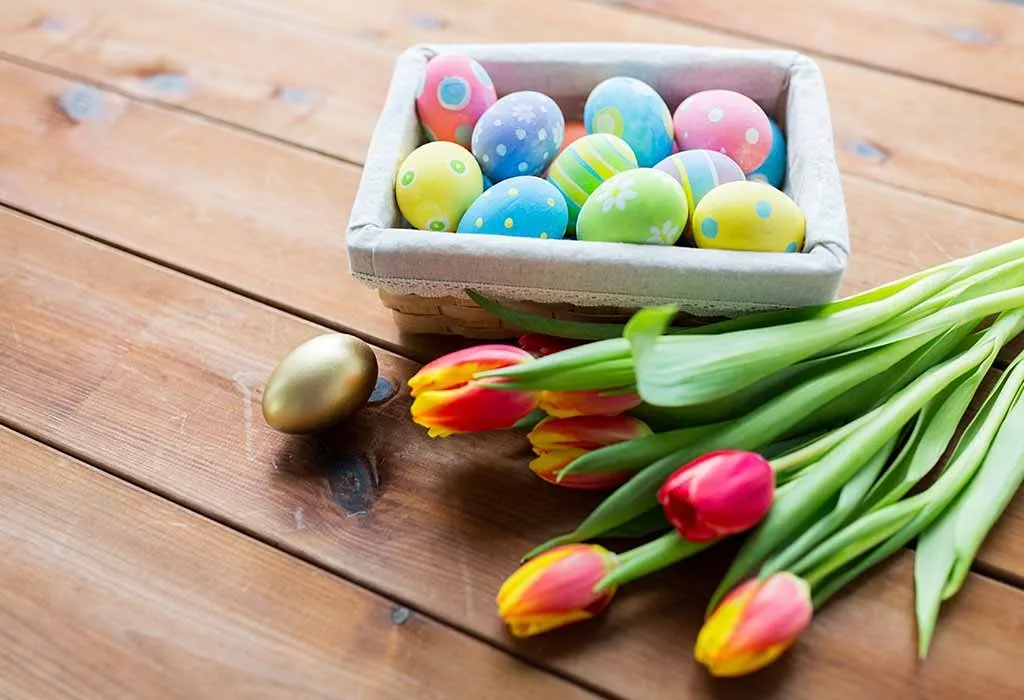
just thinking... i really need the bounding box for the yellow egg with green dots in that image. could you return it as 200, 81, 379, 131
692, 180, 805, 253
395, 142, 483, 232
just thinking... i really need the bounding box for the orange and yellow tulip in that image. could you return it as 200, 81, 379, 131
536, 388, 642, 418
528, 415, 652, 489
695, 573, 813, 677
497, 544, 619, 637
409, 345, 538, 438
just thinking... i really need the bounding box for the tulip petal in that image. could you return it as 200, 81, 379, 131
537, 389, 642, 418
409, 345, 535, 397
411, 381, 538, 437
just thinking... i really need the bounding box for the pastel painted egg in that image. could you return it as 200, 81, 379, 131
655, 149, 745, 223
547, 133, 638, 228
584, 77, 674, 168
692, 180, 805, 253
747, 118, 786, 188
576, 169, 688, 246
395, 142, 483, 232
471, 92, 565, 182
415, 54, 497, 148
457, 176, 569, 240
673, 90, 773, 174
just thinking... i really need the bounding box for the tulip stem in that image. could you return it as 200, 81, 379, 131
596, 532, 713, 591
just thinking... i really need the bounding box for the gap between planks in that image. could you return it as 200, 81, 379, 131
0, 342, 620, 700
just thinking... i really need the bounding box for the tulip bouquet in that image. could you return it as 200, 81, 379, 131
406, 239, 1024, 677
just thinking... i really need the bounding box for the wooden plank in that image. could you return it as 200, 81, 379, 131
0, 427, 595, 700
3, 208, 1024, 698
613, 0, 1024, 103
0, 58, 468, 364
0, 59, 1020, 352
2, 0, 1024, 220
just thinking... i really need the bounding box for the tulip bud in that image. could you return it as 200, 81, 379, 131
536, 388, 642, 418
528, 415, 652, 489
658, 450, 774, 542
409, 345, 538, 438
497, 544, 619, 638
518, 333, 582, 357
696, 573, 812, 677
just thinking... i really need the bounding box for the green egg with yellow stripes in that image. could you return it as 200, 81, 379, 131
546, 134, 638, 230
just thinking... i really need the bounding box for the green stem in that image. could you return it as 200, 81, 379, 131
596, 532, 713, 590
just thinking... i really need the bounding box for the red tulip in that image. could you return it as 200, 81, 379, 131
696, 573, 812, 677
409, 345, 537, 438
518, 333, 582, 357
658, 450, 774, 542
536, 388, 642, 418
497, 544, 619, 637
528, 415, 652, 489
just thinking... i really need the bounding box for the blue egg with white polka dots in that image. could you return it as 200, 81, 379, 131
471, 92, 565, 182
456, 176, 569, 240
584, 77, 674, 168
747, 119, 786, 188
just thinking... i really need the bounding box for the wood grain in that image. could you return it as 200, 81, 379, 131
3, 207, 1024, 698
614, 0, 1024, 102
0, 427, 596, 700
2, 0, 1024, 219
0, 59, 1020, 351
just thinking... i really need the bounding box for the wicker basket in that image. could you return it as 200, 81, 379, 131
347, 43, 850, 338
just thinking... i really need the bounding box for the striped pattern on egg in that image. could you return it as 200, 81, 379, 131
547, 134, 638, 228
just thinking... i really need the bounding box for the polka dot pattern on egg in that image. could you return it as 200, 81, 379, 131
673, 89, 773, 174
416, 54, 497, 149
701, 218, 719, 239
456, 175, 569, 240
472, 92, 565, 182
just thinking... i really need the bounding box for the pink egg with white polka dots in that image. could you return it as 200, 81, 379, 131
673, 90, 773, 174
416, 54, 498, 149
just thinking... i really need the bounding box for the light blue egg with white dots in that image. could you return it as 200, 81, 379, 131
456, 176, 569, 240
584, 77, 674, 168
747, 119, 786, 188
471, 92, 565, 182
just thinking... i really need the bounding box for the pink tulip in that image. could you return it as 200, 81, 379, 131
658, 450, 774, 542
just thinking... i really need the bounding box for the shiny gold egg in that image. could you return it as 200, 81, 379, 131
262, 333, 379, 434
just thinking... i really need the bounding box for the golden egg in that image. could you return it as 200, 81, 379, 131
262, 333, 379, 434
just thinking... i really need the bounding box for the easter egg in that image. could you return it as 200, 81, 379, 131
415, 54, 497, 148
576, 169, 688, 246
471, 92, 565, 182
692, 181, 805, 253
655, 149, 745, 221
262, 333, 378, 434
748, 118, 786, 188
395, 142, 483, 232
584, 77, 674, 168
673, 90, 773, 174
547, 133, 638, 228
457, 176, 569, 240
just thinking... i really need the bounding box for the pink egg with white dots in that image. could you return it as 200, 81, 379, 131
673, 90, 773, 174
416, 54, 497, 149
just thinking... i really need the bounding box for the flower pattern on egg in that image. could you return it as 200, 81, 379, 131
593, 179, 638, 213
647, 220, 681, 245
511, 104, 536, 123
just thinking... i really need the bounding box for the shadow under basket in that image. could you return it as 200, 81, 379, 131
348, 42, 851, 339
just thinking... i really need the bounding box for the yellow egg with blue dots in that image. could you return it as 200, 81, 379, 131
395, 141, 483, 232
457, 176, 569, 240
692, 180, 805, 253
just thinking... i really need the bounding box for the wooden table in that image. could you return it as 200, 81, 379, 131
2, 1, 1023, 698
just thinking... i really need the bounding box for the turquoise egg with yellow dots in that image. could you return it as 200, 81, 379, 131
584, 77, 674, 168
457, 176, 569, 240
547, 133, 638, 229
576, 169, 688, 246
396, 142, 483, 232
692, 180, 805, 253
